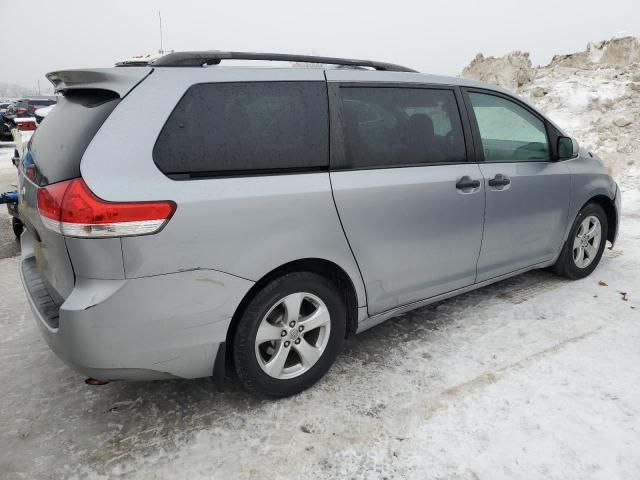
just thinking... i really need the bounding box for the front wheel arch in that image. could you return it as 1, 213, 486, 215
553, 201, 608, 279
579, 195, 617, 245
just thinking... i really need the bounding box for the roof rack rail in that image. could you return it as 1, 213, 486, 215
147, 51, 418, 73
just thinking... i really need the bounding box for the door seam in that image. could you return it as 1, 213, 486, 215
473, 165, 487, 284
327, 171, 369, 311
324, 69, 368, 311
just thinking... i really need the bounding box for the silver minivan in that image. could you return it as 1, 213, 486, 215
19, 52, 620, 397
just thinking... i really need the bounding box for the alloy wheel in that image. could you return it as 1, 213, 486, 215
572, 215, 602, 269
254, 292, 331, 380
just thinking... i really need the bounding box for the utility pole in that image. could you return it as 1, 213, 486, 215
159, 11, 164, 55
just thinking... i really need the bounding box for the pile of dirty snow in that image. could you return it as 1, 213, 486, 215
462, 35, 640, 180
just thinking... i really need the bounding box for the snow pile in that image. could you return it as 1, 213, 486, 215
462, 51, 536, 91
550, 36, 640, 69
462, 36, 640, 178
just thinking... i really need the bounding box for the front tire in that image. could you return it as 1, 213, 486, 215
232, 272, 346, 398
553, 202, 607, 279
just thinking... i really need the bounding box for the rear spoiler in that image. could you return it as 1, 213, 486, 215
45, 67, 152, 97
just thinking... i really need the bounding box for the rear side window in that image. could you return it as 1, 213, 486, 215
338, 87, 467, 169
27, 90, 119, 186
153, 82, 329, 178
468, 92, 550, 162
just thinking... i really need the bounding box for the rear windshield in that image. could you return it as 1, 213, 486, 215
27, 90, 119, 186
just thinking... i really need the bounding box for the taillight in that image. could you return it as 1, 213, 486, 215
16, 107, 26, 114
24, 165, 38, 183
37, 178, 176, 238
16, 120, 37, 131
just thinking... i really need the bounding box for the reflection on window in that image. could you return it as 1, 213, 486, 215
469, 93, 550, 162
340, 87, 467, 168
154, 82, 329, 175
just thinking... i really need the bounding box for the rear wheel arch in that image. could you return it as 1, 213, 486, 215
226, 258, 360, 358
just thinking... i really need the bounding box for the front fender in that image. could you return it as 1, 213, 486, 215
562, 152, 618, 245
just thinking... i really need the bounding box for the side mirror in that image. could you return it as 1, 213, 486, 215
557, 136, 579, 160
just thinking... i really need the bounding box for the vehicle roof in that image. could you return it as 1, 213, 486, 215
147, 50, 417, 72
113, 50, 512, 93
321, 67, 511, 92
47, 64, 511, 95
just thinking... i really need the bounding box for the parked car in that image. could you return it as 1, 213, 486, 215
0, 102, 15, 140
34, 104, 55, 124
3, 104, 54, 234
18, 52, 620, 397
2, 97, 57, 140
7, 97, 57, 117
4, 120, 28, 237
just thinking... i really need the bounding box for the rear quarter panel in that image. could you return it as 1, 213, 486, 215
79, 67, 367, 307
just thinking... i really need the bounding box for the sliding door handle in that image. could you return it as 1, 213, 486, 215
456, 178, 481, 190
488, 174, 511, 187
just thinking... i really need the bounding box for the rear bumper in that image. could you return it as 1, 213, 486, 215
20, 254, 253, 381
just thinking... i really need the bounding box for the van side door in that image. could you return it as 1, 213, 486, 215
327, 80, 485, 315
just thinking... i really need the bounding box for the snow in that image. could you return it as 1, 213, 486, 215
3, 186, 639, 478
1, 39, 640, 479
0, 145, 17, 198
463, 36, 640, 180
521, 68, 636, 173
13, 116, 36, 124
0, 143, 15, 170
34, 105, 54, 118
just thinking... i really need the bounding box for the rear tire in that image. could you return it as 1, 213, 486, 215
552, 202, 607, 279
12, 217, 23, 238
232, 271, 346, 398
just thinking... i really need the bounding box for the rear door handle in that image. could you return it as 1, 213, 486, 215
488, 174, 511, 187
456, 178, 481, 190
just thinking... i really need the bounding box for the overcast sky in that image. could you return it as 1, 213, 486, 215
2, 0, 638, 90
